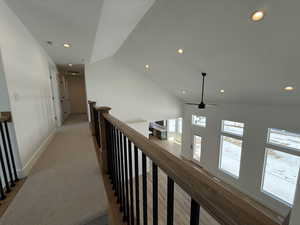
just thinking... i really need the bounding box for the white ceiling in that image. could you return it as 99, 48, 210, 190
5, 0, 104, 65
91, 0, 155, 63
114, 0, 300, 105
4, 0, 300, 105
5, 0, 155, 69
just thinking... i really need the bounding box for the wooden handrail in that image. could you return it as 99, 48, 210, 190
0, 112, 12, 123
103, 112, 283, 225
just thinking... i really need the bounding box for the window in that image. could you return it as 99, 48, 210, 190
193, 135, 202, 162
262, 128, 300, 205
219, 120, 245, 178
192, 115, 206, 127
268, 128, 300, 151
222, 120, 244, 136
168, 119, 176, 133
178, 118, 183, 134
167, 118, 182, 145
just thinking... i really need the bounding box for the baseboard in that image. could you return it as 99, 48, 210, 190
18, 129, 57, 177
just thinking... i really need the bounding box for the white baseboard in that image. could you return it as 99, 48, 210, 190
18, 129, 57, 177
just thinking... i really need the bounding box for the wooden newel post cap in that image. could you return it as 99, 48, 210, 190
95, 107, 111, 113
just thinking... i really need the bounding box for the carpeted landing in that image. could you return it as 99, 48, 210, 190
0, 115, 108, 225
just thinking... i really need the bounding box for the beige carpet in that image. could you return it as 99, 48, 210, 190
0, 115, 108, 225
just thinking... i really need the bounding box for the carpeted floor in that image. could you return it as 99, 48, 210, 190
0, 115, 108, 225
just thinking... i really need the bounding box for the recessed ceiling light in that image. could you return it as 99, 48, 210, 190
251, 10, 265, 22
220, 89, 225, 93
63, 43, 71, 48
181, 90, 187, 94
68, 64, 73, 67
177, 48, 184, 54
284, 86, 294, 91
145, 64, 150, 71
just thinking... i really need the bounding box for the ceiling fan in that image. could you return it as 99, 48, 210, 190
185, 72, 217, 109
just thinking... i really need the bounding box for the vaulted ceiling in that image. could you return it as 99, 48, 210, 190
5, 0, 104, 64
4, 0, 300, 105
115, 0, 300, 105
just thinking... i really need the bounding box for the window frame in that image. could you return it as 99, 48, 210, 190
218, 120, 245, 179
267, 128, 300, 153
192, 135, 202, 164
191, 114, 206, 128
221, 120, 244, 137
261, 128, 300, 206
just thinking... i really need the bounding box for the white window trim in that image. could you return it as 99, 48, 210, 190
192, 135, 202, 164
221, 120, 244, 137
260, 148, 298, 207
261, 128, 300, 206
218, 120, 245, 179
267, 129, 300, 154
218, 135, 242, 179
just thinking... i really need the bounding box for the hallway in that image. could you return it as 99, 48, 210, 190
0, 115, 108, 225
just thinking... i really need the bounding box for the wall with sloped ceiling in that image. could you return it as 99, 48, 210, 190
85, 57, 182, 123
0, 52, 10, 111
0, 0, 58, 176
182, 104, 300, 216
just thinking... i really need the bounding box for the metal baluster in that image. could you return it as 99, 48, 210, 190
0, 123, 14, 187
123, 135, 129, 222
116, 130, 122, 205
4, 122, 18, 182
107, 123, 112, 178
142, 153, 147, 225
108, 124, 113, 183
152, 163, 158, 225
0, 164, 5, 199
119, 132, 126, 215
114, 127, 120, 198
0, 144, 10, 192
134, 146, 140, 225
112, 127, 116, 191
190, 199, 200, 225
167, 177, 175, 225
94, 109, 100, 147
128, 140, 134, 225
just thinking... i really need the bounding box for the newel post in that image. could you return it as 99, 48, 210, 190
97, 106, 111, 173
88, 101, 96, 136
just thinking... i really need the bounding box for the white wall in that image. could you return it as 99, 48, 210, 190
0, 0, 57, 175
182, 104, 300, 216
85, 57, 182, 122
0, 52, 10, 111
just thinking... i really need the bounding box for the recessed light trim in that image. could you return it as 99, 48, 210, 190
284, 86, 294, 91
220, 89, 225, 93
251, 10, 265, 22
63, 43, 71, 48
177, 48, 184, 54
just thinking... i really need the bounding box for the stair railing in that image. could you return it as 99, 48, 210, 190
0, 112, 19, 200
90, 104, 284, 225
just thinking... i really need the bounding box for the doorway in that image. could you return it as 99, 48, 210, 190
57, 64, 87, 121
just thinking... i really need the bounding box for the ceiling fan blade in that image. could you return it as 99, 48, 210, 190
206, 103, 217, 107
185, 103, 199, 105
